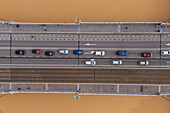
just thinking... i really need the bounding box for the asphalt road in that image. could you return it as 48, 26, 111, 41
0, 33, 170, 68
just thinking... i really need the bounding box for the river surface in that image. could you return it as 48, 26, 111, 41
0, 0, 169, 23
0, 94, 169, 113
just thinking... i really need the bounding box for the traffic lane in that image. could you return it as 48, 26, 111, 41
79, 49, 160, 59
0, 40, 10, 47
80, 41, 160, 49
11, 58, 78, 66
11, 48, 160, 59
11, 48, 78, 58
160, 59, 170, 66
161, 41, 170, 49
12, 40, 78, 48
160, 38, 170, 58
0, 36, 10, 57
0, 49, 10, 57
0, 58, 10, 65
79, 59, 160, 67
160, 34, 170, 48
80, 34, 160, 40
12, 33, 78, 40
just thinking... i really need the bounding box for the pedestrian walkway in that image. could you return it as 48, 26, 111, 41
0, 83, 170, 96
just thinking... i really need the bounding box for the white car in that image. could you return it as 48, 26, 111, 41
111, 60, 122, 65
137, 61, 149, 65
58, 49, 69, 54
85, 59, 96, 65
161, 51, 170, 55
94, 51, 105, 56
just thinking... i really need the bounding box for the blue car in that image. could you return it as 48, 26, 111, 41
73, 50, 83, 55
117, 51, 127, 56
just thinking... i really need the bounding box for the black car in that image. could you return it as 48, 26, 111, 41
45, 51, 54, 56
15, 50, 25, 55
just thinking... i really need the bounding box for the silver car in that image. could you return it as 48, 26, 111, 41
111, 60, 122, 65
58, 49, 69, 54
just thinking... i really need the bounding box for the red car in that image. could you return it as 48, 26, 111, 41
32, 49, 41, 54
142, 53, 152, 57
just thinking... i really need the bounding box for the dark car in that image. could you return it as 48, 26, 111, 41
117, 51, 127, 56
15, 50, 25, 55
45, 51, 54, 56
32, 49, 41, 54
142, 53, 152, 57
73, 50, 83, 55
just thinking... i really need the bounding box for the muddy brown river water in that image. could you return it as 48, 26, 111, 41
0, 0, 169, 23
0, 94, 170, 113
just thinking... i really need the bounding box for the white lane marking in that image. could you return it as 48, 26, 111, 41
118, 25, 121, 32
84, 52, 93, 55
0, 64, 10, 65
166, 62, 170, 63
85, 43, 96, 46
166, 43, 170, 45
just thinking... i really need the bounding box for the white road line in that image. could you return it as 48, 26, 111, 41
46, 83, 48, 91
117, 84, 119, 93
166, 43, 170, 45
0, 64, 10, 65
118, 25, 121, 32
84, 53, 93, 55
